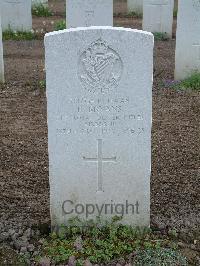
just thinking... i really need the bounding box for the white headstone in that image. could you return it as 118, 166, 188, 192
0, 16, 4, 83
175, 0, 200, 80
0, 0, 32, 31
66, 0, 113, 28
45, 26, 153, 227
127, 0, 143, 14
143, 0, 174, 38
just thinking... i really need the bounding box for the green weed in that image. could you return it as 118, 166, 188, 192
32, 3, 52, 17
176, 72, 200, 91
3, 29, 36, 40
39, 80, 46, 90
54, 20, 66, 31
153, 32, 169, 41
126, 11, 143, 19
134, 248, 188, 265
36, 217, 187, 265
173, 9, 178, 17
165, 73, 200, 91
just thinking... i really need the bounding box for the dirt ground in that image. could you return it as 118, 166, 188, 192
0, 0, 199, 248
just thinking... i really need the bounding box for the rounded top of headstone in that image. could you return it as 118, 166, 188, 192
45, 26, 154, 40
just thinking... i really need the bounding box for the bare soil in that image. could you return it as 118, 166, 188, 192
0, 0, 199, 250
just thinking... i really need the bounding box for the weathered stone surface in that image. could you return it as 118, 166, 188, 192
143, 0, 174, 37
0, 0, 32, 31
66, 0, 113, 28
45, 26, 153, 227
175, 0, 200, 80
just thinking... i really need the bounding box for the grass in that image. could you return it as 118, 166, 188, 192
153, 32, 169, 41
173, 9, 178, 18
126, 11, 143, 19
35, 217, 188, 266
32, 3, 52, 17
175, 72, 200, 91
113, 12, 142, 18
39, 80, 46, 90
164, 73, 200, 92
54, 20, 66, 31
3, 29, 36, 41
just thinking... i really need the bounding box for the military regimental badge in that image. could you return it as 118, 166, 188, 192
78, 39, 123, 93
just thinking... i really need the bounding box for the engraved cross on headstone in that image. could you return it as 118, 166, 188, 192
83, 139, 117, 192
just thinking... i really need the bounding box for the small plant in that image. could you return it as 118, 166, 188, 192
174, 72, 200, 91
126, 11, 143, 19
134, 248, 188, 265
54, 20, 66, 31
163, 73, 200, 92
153, 32, 169, 41
36, 218, 188, 265
168, 229, 178, 239
162, 79, 181, 88
32, 3, 52, 17
3, 29, 36, 40
164, 73, 200, 92
173, 9, 178, 18
113, 12, 122, 17
39, 80, 46, 90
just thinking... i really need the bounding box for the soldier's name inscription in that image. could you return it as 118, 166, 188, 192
53, 96, 145, 136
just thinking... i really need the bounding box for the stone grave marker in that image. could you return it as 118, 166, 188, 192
45, 26, 153, 227
175, 0, 200, 80
0, 15, 4, 83
127, 0, 143, 14
0, 0, 32, 31
66, 0, 113, 28
143, 0, 174, 38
